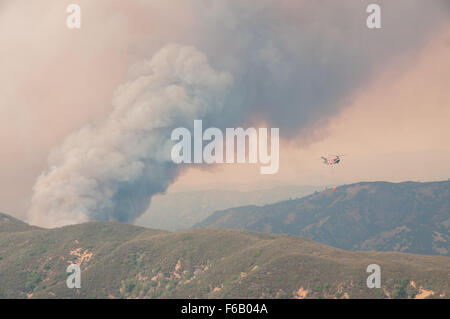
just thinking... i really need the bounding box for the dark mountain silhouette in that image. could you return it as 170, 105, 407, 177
195, 181, 450, 256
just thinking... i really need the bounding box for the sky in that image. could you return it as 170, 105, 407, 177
171, 25, 450, 192
0, 0, 449, 225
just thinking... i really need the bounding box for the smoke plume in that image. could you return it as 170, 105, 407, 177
23, 0, 449, 227
28, 45, 232, 227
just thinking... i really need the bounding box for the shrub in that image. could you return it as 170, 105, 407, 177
25, 270, 42, 292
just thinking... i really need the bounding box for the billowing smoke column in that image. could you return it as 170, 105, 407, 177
26, 0, 449, 227
28, 45, 233, 227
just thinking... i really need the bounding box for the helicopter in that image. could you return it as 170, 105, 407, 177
321, 154, 345, 166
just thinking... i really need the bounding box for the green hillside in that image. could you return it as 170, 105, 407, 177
0, 213, 448, 299
195, 181, 450, 256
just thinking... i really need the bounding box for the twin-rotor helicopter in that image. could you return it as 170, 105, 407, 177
320, 154, 345, 166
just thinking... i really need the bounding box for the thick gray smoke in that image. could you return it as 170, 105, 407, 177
27, 0, 449, 227
28, 45, 232, 227
185, 0, 449, 136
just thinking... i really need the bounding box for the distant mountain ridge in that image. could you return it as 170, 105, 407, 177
195, 180, 450, 256
135, 185, 321, 231
0, 213, 37, 233
0, 213, 448, 299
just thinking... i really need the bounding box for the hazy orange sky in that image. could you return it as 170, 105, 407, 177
1, 1, 449, 223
